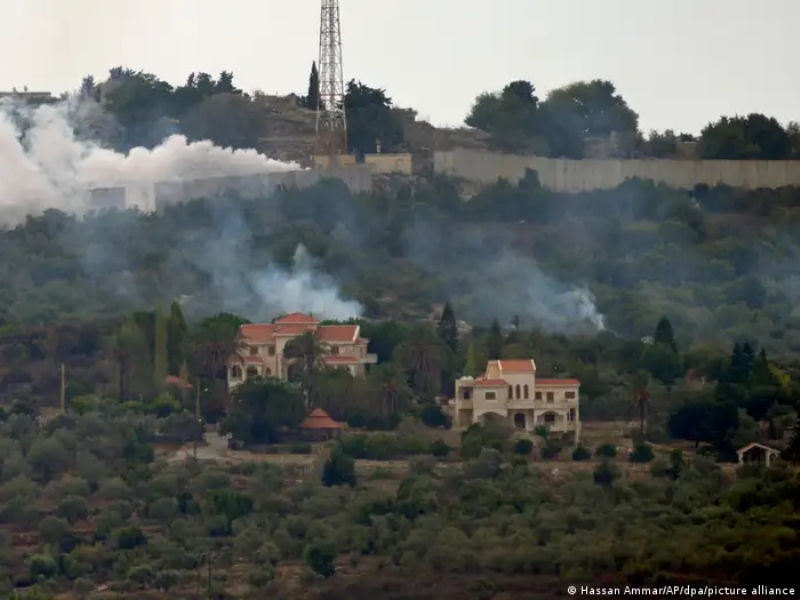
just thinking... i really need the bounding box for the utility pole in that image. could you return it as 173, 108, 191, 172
59, 363, 66, 413
193, 379, 200, 460
314, 0, 347, 167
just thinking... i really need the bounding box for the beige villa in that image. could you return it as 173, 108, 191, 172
453, 359, 581, 441
227, 312, 377, 388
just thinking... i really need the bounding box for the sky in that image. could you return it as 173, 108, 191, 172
1, 0, 797, 135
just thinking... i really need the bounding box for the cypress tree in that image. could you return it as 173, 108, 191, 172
153, 309, 168, 392
306, 61, 319, 110
436, 302, 459, 354
486, 319, 504, 360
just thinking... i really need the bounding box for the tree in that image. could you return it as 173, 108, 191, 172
284, 330, 330, 406
321, 446, 356, 487
152, 309, 168, 392
463, 341, 480, 377
653, 316, 677, 353
465, 80, 539, 149
395, 324, 445, 396
167, 301, 188, 375
538, 79, 639, 158
344, 80, 404, 157
303, 540, 336, 577
305, 61, 319, 110
698, 113, 791, 160
222, 377, 306, 444
627, 371, 651, 438
436, 302, 459, 355
486, 319, 504, 360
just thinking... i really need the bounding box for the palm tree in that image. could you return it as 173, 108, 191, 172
370, 363, 411, 416
396, 324, 444, 396
283, 330, 330, 407
626, 370, 651, 439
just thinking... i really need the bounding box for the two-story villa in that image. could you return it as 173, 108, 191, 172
228, 312, 377, 388
453, 359, 581, 441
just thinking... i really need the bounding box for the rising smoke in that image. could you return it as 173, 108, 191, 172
0, 97, 363, 321
0, 99, 299, 220
0, 96, 605, 332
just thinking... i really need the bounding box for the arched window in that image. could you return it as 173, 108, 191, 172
523, 384, 529, 399
515, 384, 521, 399
508, 386, 513, 399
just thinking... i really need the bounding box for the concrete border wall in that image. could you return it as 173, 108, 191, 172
89, 166, 373, 213
433, 148, 800, 191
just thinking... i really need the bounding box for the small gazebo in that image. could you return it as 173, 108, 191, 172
736, 442, 781, 468
299, 408, 343, 441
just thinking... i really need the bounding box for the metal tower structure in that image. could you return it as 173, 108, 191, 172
315, 0, 348, 165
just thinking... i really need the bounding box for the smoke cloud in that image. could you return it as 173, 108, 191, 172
0, 99, 299, 222
404, 217, 606, 332
1, 97, 362, 322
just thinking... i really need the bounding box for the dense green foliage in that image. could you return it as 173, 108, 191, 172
0, 404, 797, 599
467, 79, 800, 160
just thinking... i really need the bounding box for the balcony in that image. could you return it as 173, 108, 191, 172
364, 353, 378, 364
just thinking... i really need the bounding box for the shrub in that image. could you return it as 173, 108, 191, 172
429, 438, 451, 457
595, 443, 618, 459
322, 447, 356, 487
513, 438, 534, 455
540, 441, 561, 460
593, 460, 618, 487
629, 443, 655, 463
572, 445, 591, 461
303, 540, 336, 577
420, 404, 452, 429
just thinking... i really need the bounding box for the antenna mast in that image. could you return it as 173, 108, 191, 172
315, 0, 348, 166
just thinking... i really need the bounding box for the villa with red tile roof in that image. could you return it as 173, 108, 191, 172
227, 312, 377, 388
453, 359, 581, 441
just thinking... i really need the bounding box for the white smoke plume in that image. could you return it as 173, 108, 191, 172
0, 99, 299, 223
1, 97, 362, 322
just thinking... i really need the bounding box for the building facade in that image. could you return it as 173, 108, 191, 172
227, 312, 377, 388
453, 359, 581, 441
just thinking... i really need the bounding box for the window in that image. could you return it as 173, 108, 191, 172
565, 391, 576, 399
462, 388, 472, 400
569, 408, 576, 422
523, 384, 529, 399
246, 367, 258, 378
268, 345, 275, 356
535, 391, 542, 400
331, 346, 340, 355
515, 384, 521, 399
249, 345, 258, 356
230, 365, 242, 379
546, 392, 554, 402
485, 391, 496, 400
265, 368, 272, 376
508, 386, 513, 399
544, 412, 556, 423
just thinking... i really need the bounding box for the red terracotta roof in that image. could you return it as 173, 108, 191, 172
239, 324, 276, 342
496, 359, 536, 373
165, 375, 193, 390
316, 325, 358, 343
273, 324, 313, 336
274, 312, 320, 325
470, 378, 509, 387
237, 321, 364, 346
536, 378, 580, 386
300, 408, 342, 429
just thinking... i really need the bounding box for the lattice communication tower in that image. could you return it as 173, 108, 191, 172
315, 0, 348, 163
